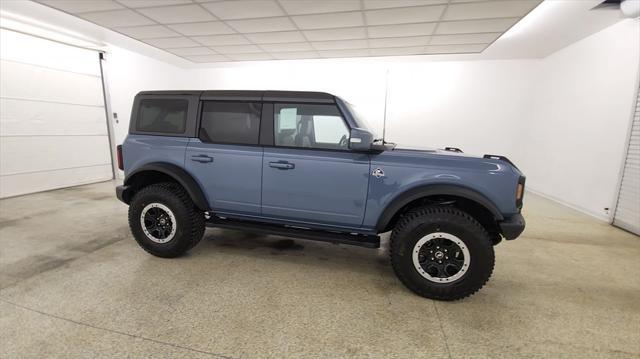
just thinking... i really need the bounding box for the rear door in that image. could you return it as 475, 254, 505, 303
185, 100, 263, 215
261, 102, 370, 228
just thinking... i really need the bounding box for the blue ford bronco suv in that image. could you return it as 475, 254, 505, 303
116, 90, 525, 301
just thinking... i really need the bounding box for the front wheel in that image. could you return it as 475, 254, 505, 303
128, 183, 205, 258
390, 206, 495, 301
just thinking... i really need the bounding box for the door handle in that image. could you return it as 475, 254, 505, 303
269, 161, 295, 170
191, 154, 213, 163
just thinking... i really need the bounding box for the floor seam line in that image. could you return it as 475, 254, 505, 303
432, 302, 453, 359
0, 298, 237, 359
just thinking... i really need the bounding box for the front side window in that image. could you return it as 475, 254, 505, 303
199, 102, 262, 145
136, 99, 187, 134
274, 104, 349, 150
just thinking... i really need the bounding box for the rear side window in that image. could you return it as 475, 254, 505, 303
199, 102, 262, 145
136, 99, 188, 134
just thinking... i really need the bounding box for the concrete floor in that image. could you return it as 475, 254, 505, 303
1, 181, 639, 358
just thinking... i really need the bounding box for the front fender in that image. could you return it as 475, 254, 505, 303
375, 184, 504, 231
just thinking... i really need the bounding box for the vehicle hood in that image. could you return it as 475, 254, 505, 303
391, 145, 482, 158
382, 145, 522, 175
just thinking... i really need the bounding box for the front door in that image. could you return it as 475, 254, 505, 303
185, 101, 263, 215
261, 103, 370, 228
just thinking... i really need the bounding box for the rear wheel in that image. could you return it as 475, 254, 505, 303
390, 206, 494, 301
128, 183, 205, 258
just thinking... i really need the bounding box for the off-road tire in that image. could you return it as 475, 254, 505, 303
128, 182, 205, 258
390, 206, 495, 301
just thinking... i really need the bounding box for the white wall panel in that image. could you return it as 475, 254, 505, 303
0, 60, 103, 106
0, 98, 107, 136
0, 165, 113, 198
0, 29, 101, 76
0, 136, 111, 176
520, 19, 640, 220
0, 29, 111, 198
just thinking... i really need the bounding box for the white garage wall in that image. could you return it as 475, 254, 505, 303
519, 19, 640, 220
187, 58, 536, 160
386, 60, 536, 158
0, 29, 112, 198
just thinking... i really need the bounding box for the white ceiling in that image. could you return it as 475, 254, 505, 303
34, 0, 543, 63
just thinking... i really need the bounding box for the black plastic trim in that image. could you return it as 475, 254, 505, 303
208, 217, 380, 248
483, 154, 519, 170
376, 184, 504, 231
259, 103, 274, 146
123, 162, 209, 210
115, 184, 130, 203
499, 213, 525, 240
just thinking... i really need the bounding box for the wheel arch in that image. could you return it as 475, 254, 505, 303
376, 184, 504, 233
123, 162, 209, 211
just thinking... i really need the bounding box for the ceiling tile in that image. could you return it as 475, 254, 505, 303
443, 1, 540, 21
227, 53, 274, 61
303, 27, 366, 41
363, 0, 446, 10
38, 0, 124, 14
369, 36, 429, 48
168, 21, 235, 36
430, 32, 501, 45
292, 12, 364, 30
201, 0, 284, 20
424, 43, 487, 54
259, 42, 313, 52
138, 4, 216, 24
311, 39, 368, 50
368, 23, 436, 38
245, 31, 306, 44
166, 46, 216, 55
115, 25, 181, 39
210, 44, 262, 54
144, 36, 201, 48
271, 51, 320, 60
226, 17, 296, 33
365, 5, 446, 25
370, 46, 425, 56
192, 34, 250, 46
116, 0, 192, 8
80, 9, 155, 27
436, 18, 519, 34
183, 54, 229, 62
318, 49, 371, 58
279, 0, 361, 15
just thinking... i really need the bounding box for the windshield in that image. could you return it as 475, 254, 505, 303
342, 100, 380, 139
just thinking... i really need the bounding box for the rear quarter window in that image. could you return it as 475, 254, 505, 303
136, 99, 188, 134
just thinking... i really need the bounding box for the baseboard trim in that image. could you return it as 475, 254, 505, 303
525, 186, 611, 223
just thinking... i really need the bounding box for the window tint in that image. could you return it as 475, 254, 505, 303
199, 102, 261, 145
136, 99, 188, 134
274, 104, 349, 150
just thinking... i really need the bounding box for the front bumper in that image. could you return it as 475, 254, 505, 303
115, 185, 132, 204
499, 213, 525, 240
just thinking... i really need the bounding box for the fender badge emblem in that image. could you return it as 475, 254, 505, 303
372, 168, 385, 178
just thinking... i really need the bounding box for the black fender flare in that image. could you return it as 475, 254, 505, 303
376, 184, 504, 232
124, 162, 209, 211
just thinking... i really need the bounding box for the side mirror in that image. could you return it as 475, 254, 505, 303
349, 128, 375, 151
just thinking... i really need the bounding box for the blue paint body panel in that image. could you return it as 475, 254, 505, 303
123, 134, 189, 173
262, 147, 370, 228
362, 149, 521, 231
185, 139, 263, 215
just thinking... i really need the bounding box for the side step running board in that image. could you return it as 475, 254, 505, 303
206, 218, 380, 248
